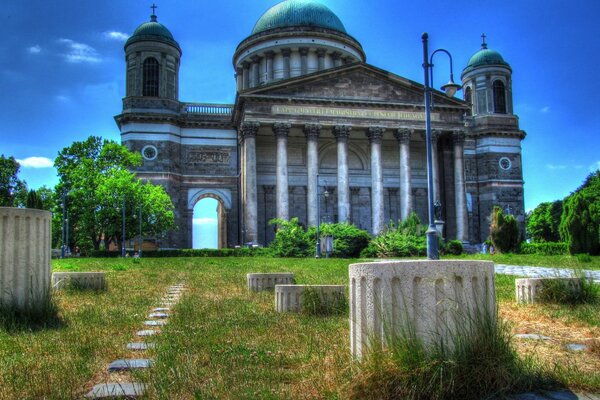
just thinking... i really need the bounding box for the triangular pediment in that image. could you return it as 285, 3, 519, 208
241, 63, 464, 107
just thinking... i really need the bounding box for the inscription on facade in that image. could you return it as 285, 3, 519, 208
187, 148, 231, 164
272, 105, 440, 122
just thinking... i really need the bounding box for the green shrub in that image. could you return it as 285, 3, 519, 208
88, 248, 268, 258
361, 213, 427, 258
577, 253, 593, 263
443, 240, 463, 256
268, 217, 312, 257
519, 242, 568, 255
490, 206, 520, 253
314, 222, 370, 258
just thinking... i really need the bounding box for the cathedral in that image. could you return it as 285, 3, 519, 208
115, 0, 526, 249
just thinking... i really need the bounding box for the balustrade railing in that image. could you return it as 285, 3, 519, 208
184, 103, 234, 116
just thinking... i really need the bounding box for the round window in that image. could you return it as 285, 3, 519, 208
499, 157, 512, 171
142, 145, 158, 161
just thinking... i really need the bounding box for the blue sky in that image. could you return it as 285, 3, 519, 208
2, 0, 599, 216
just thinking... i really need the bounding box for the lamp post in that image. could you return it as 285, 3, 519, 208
138, 206, 143, 257
121, 197, 126, 258
422, 32, 461, 260
316, 173, 322, 258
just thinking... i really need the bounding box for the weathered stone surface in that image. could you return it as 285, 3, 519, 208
136, 330, 159, 336
0, 207, 51, 310
144, 320, 166, 326
127, 342, 155, 351
84, 383, 146, 398
148, 312, 169, 319
152, 307, 170, 312
275, 284, 345, 313
247, 273, 294, 291
514, 333, 552, 340
52, 272, 106, 290
107, 359, 153, 372
566, 344, 587, 352
516, 277, 582, 304
349, 260, 495, 358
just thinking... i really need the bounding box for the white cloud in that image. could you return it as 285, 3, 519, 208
58, 38, 101, 63
590, 161, 600, 172
193, 218, 218, 225
55, 95, 71, 102
540, 106, 550, 113
103, 31, 129, 41
27, 45, 42, 54
16, 157, 53, 169
546, 164, 566, 170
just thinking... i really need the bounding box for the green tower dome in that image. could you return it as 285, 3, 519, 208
125, 15, 179, 49
464, 37, 510, 73
252, 0, 347, 35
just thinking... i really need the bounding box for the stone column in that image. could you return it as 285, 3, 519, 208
251, 55, 261, 86
265, 51, 275, 81
242, 62, 250, 90
235, 67, 243, 92
453, 131, 468, 242
317, 49, 326, 71
300, 48, 309, 75
282, 48, 291, 79
304, 124, 321, 227
332, 52, 342, 67
241, 122, 260, 243
367, 127, 385, 235
333, 125, 351, 223
273, 123, 291, 221
394, 129, 413, 220
431, 130, 441, 202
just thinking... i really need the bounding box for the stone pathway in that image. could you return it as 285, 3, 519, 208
495, 264, 600, 282
509, 391, 600, 399
84, 283, 186, 399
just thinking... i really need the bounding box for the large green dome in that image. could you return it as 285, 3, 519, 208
467, 48, 508, 68
125, 15, 179, 48
252, 0, 347, 35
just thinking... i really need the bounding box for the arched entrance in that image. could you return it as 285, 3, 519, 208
188, 189, 231, 249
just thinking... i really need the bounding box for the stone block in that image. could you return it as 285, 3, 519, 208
52, 272, 106, 290
0, 207, 52, 310
127, 342, 155, 351
515, 277, 582, 304
349, 260, 495, 359
84, 383, 146, 398
247, 273, 294, 291
107, 359, 153, 372
275, 284, 345, 313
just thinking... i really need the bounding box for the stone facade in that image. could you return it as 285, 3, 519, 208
116, 7, 526, 248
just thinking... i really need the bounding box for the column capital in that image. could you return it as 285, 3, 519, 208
350, 186, 361, 195
316, 49, 326, 57
264, 50, 275, 59
394, 128, 413, 143
263, 185, 275, 195
453, 130, 466, 144
331, 51, 342, 60
250, 55, 261, 63
432, 129, 442, 141
303, 123, 321, 139
241, 61, 251, 69
299, 47, 309, 56
367, 126, 386, 143
281, 48, 292, 57
273, 122, 291, 138
240, 122, 260, 138
333, 125, 352, 141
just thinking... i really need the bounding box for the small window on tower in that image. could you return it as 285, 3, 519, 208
493, 80, 506, 114
464, 86, 472, 107
143, 57, 160, 97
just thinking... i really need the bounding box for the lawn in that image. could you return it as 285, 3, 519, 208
0, 256, 599, 399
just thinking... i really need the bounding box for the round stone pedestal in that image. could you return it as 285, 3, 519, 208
349, 260, 495, 358
516, 277, 582, 304
247, 273, 294, 291
52, 272, 107, 290
0, 207, 52, 310
275, 284, 345, 312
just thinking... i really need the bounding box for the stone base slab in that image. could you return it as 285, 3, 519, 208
515, 277, 582, 304
247, 273, 294, 291
275, 284, 345, 313
52, 272, 106, 290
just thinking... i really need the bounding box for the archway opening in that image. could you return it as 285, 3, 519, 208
193, 197, 219, 249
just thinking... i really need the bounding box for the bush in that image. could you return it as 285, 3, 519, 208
88, 248, 269, 258
314, 222, 371, 258
490, 206, 520, 253
361, 213, 427, 258
268, 218, 312, 257
443, 240, 464, 256
519, 242, 568, 255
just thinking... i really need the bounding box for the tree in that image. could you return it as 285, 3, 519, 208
0, 155, 26, 207
490, 206, 520, 253
526, 200, 562, 242
54, 136, 174, 252
560, 171, 600, 255
26, 190, 44, 209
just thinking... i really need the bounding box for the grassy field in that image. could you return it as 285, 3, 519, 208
0, 256, 599, 399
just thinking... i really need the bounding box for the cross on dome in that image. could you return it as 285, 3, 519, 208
150, 3, 158, 21
481, 33, 488, 49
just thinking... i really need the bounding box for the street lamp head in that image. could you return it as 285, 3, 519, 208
441, 80, 461, 98
324, 189, 329, 198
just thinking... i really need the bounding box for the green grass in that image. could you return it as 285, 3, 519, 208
0, 255, 598, 398
447, 253, 600, 270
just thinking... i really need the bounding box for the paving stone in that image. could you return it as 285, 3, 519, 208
107, 359, 153, 372
84, 382, 146, 398
148, 312, 169, 319
136, 329, 159, 336
144, 320, 166, 326
152, 307, 170, 312
514, 333, 552, 340
127, 342, 156, 351
566, 343, 587, 352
